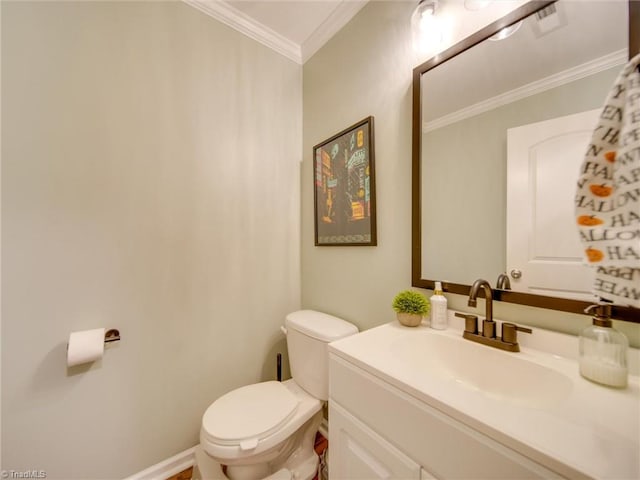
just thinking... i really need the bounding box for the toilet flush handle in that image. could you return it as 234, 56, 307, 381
280, 326, 287, 335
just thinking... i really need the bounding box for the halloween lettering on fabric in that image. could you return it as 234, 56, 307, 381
575, 195, 614, 212
579, 229, 640, 242
595, 126, 620, 145
594, 277, 640, 300
606, 246, 640, 261
610, 210, 640, 227
579, 160, 611, 179
622, 125, 640, 145
593, 267, 640, 304
601, 105, 623, 122
575, 55, 640, 306
598, 265, 637, 280
618, 146, 640, 166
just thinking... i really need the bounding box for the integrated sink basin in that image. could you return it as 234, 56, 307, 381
392, 330, 573, 408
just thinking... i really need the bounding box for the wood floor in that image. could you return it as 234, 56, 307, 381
166, 466, 193, 480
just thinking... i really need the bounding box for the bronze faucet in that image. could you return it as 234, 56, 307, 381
496, 273, 511, 290
457, 278, 532, 352
468, 279, 493, 322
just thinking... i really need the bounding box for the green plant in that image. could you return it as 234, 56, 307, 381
392, 290, 430, 316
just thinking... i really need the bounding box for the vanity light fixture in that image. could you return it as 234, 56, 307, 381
489, 20, 523, 41
411, 0, 443, 53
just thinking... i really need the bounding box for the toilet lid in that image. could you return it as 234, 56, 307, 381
202, 381, 299, 447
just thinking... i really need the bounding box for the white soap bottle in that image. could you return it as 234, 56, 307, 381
430, 282, 448, 330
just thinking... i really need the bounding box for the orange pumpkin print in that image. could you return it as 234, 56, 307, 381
589, 184, 613, 197
604, 151, 616, 163
585, 247, 604, 263
577, 215, 604, 226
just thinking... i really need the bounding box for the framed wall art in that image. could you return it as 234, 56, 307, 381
313, 116, 377, 246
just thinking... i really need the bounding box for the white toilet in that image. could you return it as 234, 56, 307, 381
197, 310, 358, 480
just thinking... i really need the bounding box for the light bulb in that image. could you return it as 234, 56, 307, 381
411, 0, 443, 53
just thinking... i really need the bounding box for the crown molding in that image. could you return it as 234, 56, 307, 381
301, 1, 368, 63
183, 0, 302, 64
423, 49, 628, 133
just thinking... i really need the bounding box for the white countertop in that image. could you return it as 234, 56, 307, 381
328, 312, 640, 479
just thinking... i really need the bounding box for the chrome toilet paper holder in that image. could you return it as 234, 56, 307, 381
104, 328, 121, 343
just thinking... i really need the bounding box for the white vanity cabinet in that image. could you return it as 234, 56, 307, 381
327, 321, 640, 480
329, 401, 423, 479
328, 353, 563, 480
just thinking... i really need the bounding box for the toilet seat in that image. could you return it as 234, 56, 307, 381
202, 381, 299, 450
201, 379, 322, 464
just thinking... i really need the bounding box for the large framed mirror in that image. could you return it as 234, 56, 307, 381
412, 0, 639, 323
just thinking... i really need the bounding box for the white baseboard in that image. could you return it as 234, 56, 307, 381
125, 446, 197, 480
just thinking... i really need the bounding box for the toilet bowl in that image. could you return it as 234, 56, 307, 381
197, 310, 358, 480
200, 380, 322, 480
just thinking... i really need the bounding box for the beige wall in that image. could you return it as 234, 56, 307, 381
301, 1, 640, 345
1, 1, 300, 477
302, 1, 417, 328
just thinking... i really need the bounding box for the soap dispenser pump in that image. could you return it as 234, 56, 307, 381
579, 303, 628, 388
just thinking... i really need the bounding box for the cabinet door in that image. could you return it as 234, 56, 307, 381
329, 402, 422, 480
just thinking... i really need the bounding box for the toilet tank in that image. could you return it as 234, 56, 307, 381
285, 310, 358, 401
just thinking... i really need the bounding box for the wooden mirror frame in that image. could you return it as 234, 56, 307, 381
411, 0, 640, 323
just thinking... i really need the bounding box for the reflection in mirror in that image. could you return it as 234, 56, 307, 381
412, 0, 639, 322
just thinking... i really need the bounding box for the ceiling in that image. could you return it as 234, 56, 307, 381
183, 0, 370, 64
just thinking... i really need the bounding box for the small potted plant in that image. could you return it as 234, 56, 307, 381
392, 290, 430, 327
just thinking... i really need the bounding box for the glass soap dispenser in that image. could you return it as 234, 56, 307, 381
579, 303, 628, 388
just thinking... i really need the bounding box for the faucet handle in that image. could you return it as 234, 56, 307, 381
502, 322, 532, 344
455, 312, 478, 334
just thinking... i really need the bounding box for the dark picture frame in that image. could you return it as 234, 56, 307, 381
313, 116, 377, 246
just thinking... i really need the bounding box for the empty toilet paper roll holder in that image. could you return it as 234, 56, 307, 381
104, 329, 121, 343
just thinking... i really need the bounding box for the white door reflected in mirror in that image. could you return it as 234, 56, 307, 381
506, 108, 600, 301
